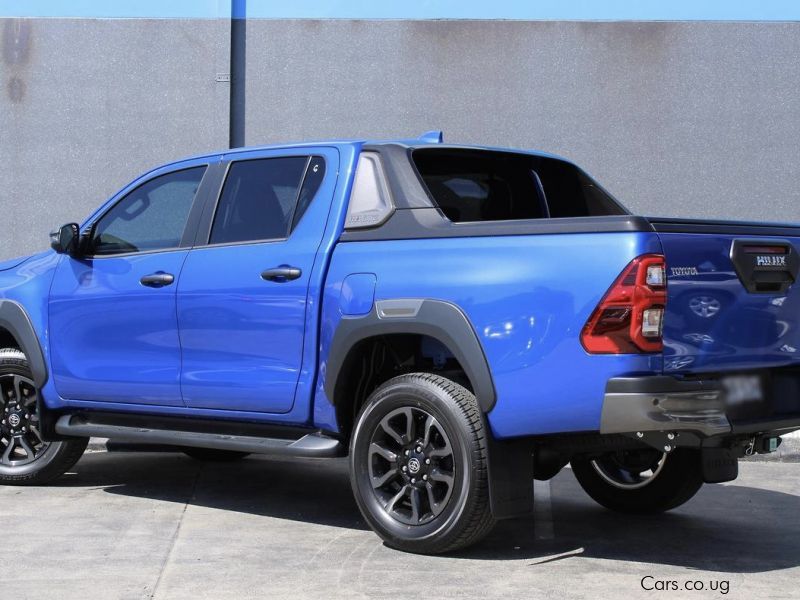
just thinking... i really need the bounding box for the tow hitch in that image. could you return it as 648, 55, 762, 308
744, 435, 782, 456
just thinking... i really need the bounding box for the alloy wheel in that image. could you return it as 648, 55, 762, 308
590, 449, 667, 490
0, 373, 49, 467
367, 406, 456, 526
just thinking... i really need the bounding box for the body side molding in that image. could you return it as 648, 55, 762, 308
325, 299, 497, 412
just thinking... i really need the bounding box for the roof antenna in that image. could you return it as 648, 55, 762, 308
419, 130, 443, 143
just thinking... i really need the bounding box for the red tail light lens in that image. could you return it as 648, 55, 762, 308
581, 254, 667, 354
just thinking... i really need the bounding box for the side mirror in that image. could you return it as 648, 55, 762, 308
49, 223, 80, 255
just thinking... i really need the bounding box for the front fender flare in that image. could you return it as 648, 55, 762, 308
0, 300, 48, 388
325, 299, 496, 412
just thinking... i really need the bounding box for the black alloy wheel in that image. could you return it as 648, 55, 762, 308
350, 373, 495, 554
0, 349, 88, 485
367, 405, 456, 526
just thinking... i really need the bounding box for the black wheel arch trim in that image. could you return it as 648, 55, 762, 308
0, 300, 47, 388
325, 299, 497, 412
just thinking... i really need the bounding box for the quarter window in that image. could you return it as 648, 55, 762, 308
91, 166, 206, 256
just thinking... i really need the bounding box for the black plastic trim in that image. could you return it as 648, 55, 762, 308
648, 217, 800, 237
55, 413, 345, 458
605, 376, 722, 395
341, 209, 653, 242
325, 299, 497, 412
0, 300, 47, 387
729, 238, 799, 294
730, 417, 800, 435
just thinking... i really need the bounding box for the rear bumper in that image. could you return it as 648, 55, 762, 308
601, 375, 800, 438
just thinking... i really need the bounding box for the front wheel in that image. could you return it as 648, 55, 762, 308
0, 349, 88, 485
349, 373, 495, 554
570, 448, 704, 514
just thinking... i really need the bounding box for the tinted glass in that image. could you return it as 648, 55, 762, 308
210, 157, 308, 245
292, 156, 326, 231
412, 148, 625, 222
92, 166, 206, 256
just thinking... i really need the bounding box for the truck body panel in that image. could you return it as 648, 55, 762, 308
318, 230, 663, 438
658, 229, 800, 374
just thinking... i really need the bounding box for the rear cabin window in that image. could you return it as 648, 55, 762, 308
412, 148, 625, 222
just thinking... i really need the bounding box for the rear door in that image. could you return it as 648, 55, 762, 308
654, 220, 800, 374
177, 148, 336, 413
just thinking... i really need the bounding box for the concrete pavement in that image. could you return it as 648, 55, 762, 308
0, 452, 797, 599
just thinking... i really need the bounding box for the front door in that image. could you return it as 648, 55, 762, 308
49, 164, 209, 406
177, 150, 335, 413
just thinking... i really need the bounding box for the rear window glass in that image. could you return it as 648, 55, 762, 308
412, 148, 625, 222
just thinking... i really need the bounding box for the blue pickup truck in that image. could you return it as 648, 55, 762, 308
1, 132, 799, 553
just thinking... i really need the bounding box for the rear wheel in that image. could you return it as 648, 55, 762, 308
0, 349, 88, 485
349, 373, 495, 554
181, 447, 250, 462
571, 448, 703, 514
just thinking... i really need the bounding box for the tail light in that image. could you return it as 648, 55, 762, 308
581, 254, 667, 354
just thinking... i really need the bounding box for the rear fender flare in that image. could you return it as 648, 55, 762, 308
325, 299, 496, 412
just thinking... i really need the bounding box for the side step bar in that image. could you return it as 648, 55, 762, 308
55, 415, 345, 458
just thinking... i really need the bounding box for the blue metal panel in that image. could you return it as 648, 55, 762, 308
316, 231, 664, 438
177, 146, 341, 414
339, 273, 376, 316
49, 250, 189, 406
39, 144, 359, 424
0, 251, 61, 405
660, 232, 800, 373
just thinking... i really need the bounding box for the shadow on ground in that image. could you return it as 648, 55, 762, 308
56, 451, 799, 573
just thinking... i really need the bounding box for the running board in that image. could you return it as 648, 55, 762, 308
54, 415, 345, 458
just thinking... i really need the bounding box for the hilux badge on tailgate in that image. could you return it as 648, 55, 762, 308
756, 255, 787, 267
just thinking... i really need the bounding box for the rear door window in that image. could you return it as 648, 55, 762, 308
210, 156, 325, 245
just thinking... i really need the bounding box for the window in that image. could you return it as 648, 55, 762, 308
292, 156, 326, 231
210, 156, 324, 245
412, 148, 625, 223
91, 166, 206, 256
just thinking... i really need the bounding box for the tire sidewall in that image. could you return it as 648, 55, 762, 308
349, 378, 476, 546
0, 352, 67, 477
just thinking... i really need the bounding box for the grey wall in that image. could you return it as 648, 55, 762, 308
244, 20, 800, 222
2, 18, 800, 260
0, 18, 230, 259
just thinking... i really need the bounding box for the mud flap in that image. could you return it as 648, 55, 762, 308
486, 435, 534, 519
701, 447, 739, 483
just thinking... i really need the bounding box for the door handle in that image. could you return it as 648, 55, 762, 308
140, 272, 175, 288
261, 266, 302, 282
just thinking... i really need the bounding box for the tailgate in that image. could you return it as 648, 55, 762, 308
650, 218, 800, 374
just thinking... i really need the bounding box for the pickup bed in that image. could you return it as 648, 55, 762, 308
1, 131, 799, 554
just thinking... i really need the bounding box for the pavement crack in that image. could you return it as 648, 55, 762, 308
148, 464, 203, 600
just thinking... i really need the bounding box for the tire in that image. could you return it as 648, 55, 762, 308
349, 373, 495, 554
181, 447, 250, 462
0, 348, 88, 485
570, 448, 704, 514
